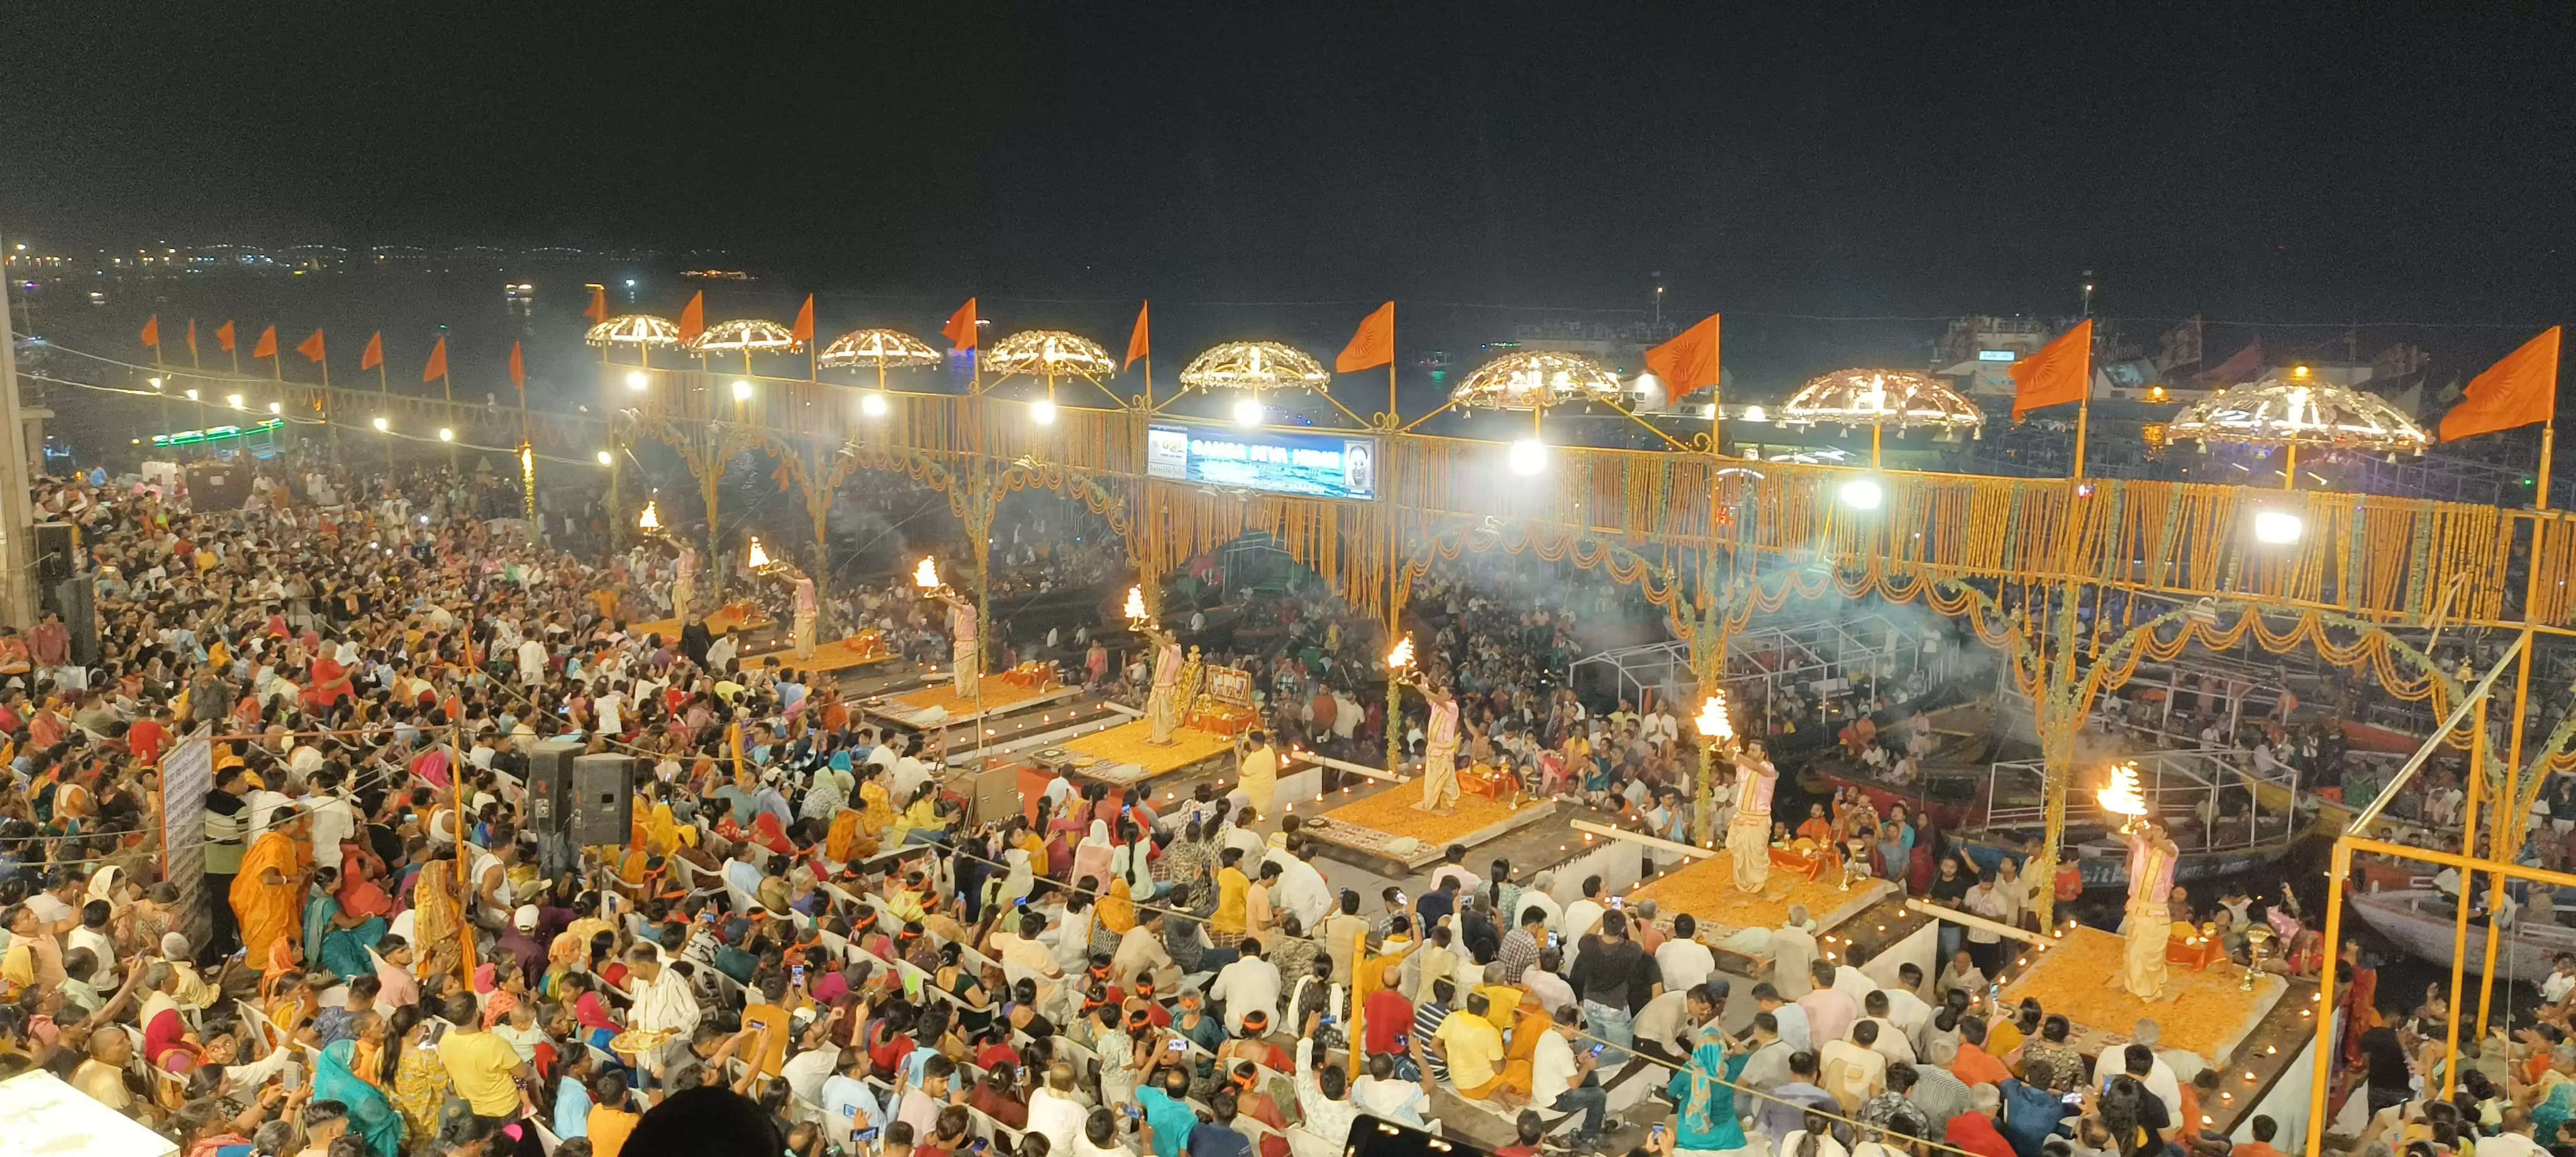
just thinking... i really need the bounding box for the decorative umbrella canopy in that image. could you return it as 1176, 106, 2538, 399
817, 328, 941, 370
982, 329, 1117, 381
682, 319, 803, 355
584, 314, 682, 349
1449, 350, 1624, 411
1776, 368, 1985, 434
1177, 341, 1333, 393
2165, 374, 2428, 453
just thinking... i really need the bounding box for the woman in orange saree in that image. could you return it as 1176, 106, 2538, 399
231, 817, 310, 970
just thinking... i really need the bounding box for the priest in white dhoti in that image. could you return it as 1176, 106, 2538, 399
1729, 745, 1777, 893
670, 546, 697, 621
1143, 622, 1184, 745
1409, 674, 1461, 815
931, 586, 979, 697
2115, 822, 2179, 1000
791, 577, 818, 659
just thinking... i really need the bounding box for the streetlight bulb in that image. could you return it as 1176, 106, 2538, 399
267, 402, 282, 414
148, 376, 164, 389
184, 389, 199, 401
1838, 477, 1884, 510
625, 371, 648, 392
1030, 399, 1057, 426
225, 393, 245, 409
860, 392, 889, 418
2253, 510, 2302, 544
371, 417, 389, 432
1743, 404, 1767, 423
1232, 397, 1263, 427
1507, 438, 1547, 476
596, 450, 614, 466
438, 428, 455, 442
730, 379, 753, 401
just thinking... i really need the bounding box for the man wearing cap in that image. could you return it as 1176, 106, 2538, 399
500, 905, 548, 982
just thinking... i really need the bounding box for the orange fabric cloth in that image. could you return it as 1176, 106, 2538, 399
140, 316, 160, 346
1460, 1002, 1550, 1100
2441, 325, 2560, 440
585, 286, 607, 323
792, 295, 816, 343
421, 336, 448, 382
252, 325, 279, 360
231, 830, 307, 970
217, 320, 236, 352
297, 329, 326, 363
1124, 302, 1151, 370
1645, 314, 1722, 399
678, 293, 705, 344
943, 299, 979, 350
1335, 302, 1396, 373
2010, 318, 2093, 421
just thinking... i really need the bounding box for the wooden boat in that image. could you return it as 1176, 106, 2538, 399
2345, 886, 2576, 982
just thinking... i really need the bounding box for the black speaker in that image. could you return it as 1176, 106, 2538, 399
32, 523, 74, 589
52, 575, 97, 665
569, 753, 635, 847
526, 739, 584, 832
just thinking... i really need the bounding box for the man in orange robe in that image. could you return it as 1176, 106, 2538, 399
231, 810, 313, 970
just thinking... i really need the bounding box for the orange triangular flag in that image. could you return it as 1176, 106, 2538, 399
2011, 318, 2094, 421
252, 325, 279, 360
677, 292, 705, 343
585, 284, 608, 323
422, 336, 449, 383
1124, 302, 1151, 370
1335, 302, 1396, 374
1645, 314, 1722, 399
216, 321, 236, 352
2441, 326, 2560, 441
942, 299, 979, 350
508, 341, 526, 390
792, 294, 815, 343
140, 316, 160, 348
186, 319, 198, 358
360, 332, 383, 371
296, 329, 326, 363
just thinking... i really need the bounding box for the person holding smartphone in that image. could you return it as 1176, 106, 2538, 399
1526, 1004, 1609, 1148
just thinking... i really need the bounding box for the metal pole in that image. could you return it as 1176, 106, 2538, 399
2443, 697, 2488, 1085
2306, 838, 2351, 1157
0, 235, 33, 628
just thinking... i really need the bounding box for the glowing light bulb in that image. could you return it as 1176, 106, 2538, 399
1507, 438, 1546, 476
731, 379, 753, 401
860, 392, 889, 418
438, 428, 454, 441
1232, 397, 1263, 427
1838, 477, 1883, 509
371, 416, 389, 432
1031, 398, 1057, 425
596, 450, 614, 465
626, 371, 648, 391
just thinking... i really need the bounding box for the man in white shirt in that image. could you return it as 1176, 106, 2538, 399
1559, 877, 1607, 968
1738, 1012, 1796, 1093
1818, 1019, 1889, 1112
1530, 1004, 1607, 1145
1829, 946, 1876, 1006
1426, 846, 1480, 896
1855, 992, 1916, 1065
1265, 843, 1333, 931
2545, 954, 2576, 1006
1211, 939, 1284, 1034
2480, 1109, 2549, 1157
2087, 1034, 2184, 1121
1655, 913, 1718, 994
1352, 1053, 1432, 1127
1963, 874, 2010, 973
1881, 963, 1935, 1039
1770, 907, 1820, 999
303, 769, 357, 867
1751, 983, 1811, 1053
518, 636, 548, 687
1024, 1063, 1087, 1156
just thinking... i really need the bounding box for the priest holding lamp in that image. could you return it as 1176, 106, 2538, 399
2100, 763, 2177, 1001
917, 557, 979, 698
1132, 587, 1185, 746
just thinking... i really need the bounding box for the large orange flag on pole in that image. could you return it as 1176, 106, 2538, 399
942, 298, 979, 350
1124, 301, 1150, 370
296, 329, 326, 363
1335, 301, 1397, 418
791, 294, 815, 343
252, 324, 279, 360
508, 341, 526, 391
184, 319, 199, 363
140, 316, 160, 352
2011, 318, 2096, 477
677, 292, 706, 345
2441, 325, 2561, 510
422, 336, 449, 384
585, 284, 608, 324
360, 332, 383, 372
1645, 313, 1723, 446
216, 321, 236, 352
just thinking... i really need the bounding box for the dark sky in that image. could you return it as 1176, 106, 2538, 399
8, 2, 2575, 331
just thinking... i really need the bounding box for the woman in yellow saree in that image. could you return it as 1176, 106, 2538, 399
857, 770, 896, 838
409, 856, 470, 987
231, 815, 311, 970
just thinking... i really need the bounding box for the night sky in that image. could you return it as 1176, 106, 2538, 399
8, 3, 2574, 337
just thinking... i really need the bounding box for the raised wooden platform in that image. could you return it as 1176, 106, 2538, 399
1626, 851, 1900, 942
1999, 925, 2285, 1069
862, 677, 1078, 730
1301, 787, 1561, 873
1050, 720, 1236, 787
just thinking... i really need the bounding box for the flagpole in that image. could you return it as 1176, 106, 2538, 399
2540, 419, 2557, 514
379, 360, 392, 473
443, 358, 457, 473
2072, 393, 2090, 480
318, 348, 336, 457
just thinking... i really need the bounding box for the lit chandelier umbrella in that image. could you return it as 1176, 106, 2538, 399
683, 318, 804, 382
1178, 340, 1333, 428
1775, 368, 1984, 467
586, 314, 682, 356
2163, 368, 2429, 489
1450, 350, 1627, 477
819, 328, 941, 417
981, 329, 1118, 425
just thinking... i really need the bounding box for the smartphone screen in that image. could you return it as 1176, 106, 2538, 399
1588, 1044, 1606, 1058
793, 965, 806, 985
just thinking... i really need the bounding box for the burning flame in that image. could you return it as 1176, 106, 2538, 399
1385, 635, 1415, 670
1695, 692, 1732, 741
914, 557, 940, 590
2097, 763, 2148, 818
745, 537, 772, 570
1124, 585, 1148, 622
636, 501, 661, 532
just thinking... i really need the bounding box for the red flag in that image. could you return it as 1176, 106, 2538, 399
2198, 338, 2263, 385
252, 325, 279, 360
360, 332, 383, 371
2441, 326, 2561, 441
677, 292, 705, 343
585, 284, 608, 323
1335, 302, 1396, 373
791, 294, 814, 343
296, 329, 326, 363
186, 319, 198, 358
943, 298, 979, 350
508, 341, 526, 390
1644, 314, 1721, 399
2011, 318, 2093, 421
216, 321, 236, 353
1124, 301, 1150, 370
140, 316, 160, 348
422, 336, 449, 383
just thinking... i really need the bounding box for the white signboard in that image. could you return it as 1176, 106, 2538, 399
159, 728, 215, 950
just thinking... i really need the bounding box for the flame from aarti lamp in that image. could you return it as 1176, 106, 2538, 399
914, 557, 940, 590
745, 537, 772, 570
637, 501, 661, 532
1695, 692, 1733, 741
1124, 586, 1148, 622
1385, 635, 1415, 670
2097, 763, 2148, 819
